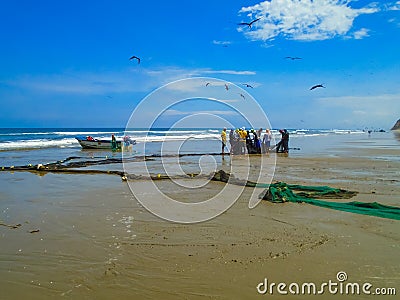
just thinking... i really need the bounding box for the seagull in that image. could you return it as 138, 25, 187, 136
239, 93, 245, 99
225, 84, 229, 91
238, 17, 261, 28
285, 56, 302, 60
129, 55, 140, 64
205, 82, 210, 86
310, 84, 325, 90
242, 83, 253, 88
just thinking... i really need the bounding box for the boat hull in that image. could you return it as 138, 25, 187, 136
76, 138, 122, 149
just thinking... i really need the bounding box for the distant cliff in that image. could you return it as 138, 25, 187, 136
391, 119, 400, 130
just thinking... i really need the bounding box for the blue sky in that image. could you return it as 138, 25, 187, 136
0, 0, 399, 129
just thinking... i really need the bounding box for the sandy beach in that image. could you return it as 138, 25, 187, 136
0, 133, 399, 299
2, 0, 400, 298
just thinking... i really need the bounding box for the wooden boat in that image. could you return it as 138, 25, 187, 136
76, 136, 136, 150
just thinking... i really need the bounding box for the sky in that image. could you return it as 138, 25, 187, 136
0, 0, 399, 129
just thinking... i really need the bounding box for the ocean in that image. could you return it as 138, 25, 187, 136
0, 128, 398, 168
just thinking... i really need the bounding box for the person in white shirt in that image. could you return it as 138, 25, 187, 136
262, 129, 272, 154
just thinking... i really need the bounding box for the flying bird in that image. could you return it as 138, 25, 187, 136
238, 17, 261, 28
310, 84, 325, 90
242, 83, 253, 88
285, 56, 302, 60
225, 84, 229, 91
129, 55, 140, 64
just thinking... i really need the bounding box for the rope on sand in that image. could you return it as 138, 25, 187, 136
1, 163, 399, 220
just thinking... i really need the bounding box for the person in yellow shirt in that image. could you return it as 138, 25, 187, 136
239, 127, 247, 154
221, 128, 227, 155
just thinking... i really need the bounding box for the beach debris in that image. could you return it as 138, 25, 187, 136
205, 82, 210, 86
121, 175, 127, 181
239, 93, 245, 99
224, 83, 229, 91
238, 17, 261, 28
269, 217, 295, 227
0, 222, 22, 229
37, 164, 45, 170
310, 84, 325, 90
129, 55, 140, 64
29, 229, 40, 234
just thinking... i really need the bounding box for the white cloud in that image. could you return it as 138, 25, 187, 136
4, 71, 144, 95
146, 67, 255, 77
301, 93, 400, 128
317, 93, 400, 106
219, 99, 240, 103
212, 40, 232, 45
352, 28, 370, 39
238, 0, 380, 42
4, 66, 256, 96
200, 70, 256, 75
162, 109, 189, 116
316, 93, 400, 118
163, 109, 237, 116
353, 110, 368, 115
387, 17, 400, 28
387, 1, 400, 10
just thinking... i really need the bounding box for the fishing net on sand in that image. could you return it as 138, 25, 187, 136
211, 170, 400, 221
260, 182, 400, 221
2, 162, 399, 220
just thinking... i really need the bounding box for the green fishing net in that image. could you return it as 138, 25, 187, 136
211, 170, 400, 220
261, 182, 400, 221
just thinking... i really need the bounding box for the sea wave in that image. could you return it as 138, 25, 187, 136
133, 133, 220, 143
0, 131, 54, 136
0, 128, 369, 151
0, 138, 78, 150
53, 131, 117, 135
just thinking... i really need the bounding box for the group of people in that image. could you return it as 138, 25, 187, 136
221, 127, 289, 155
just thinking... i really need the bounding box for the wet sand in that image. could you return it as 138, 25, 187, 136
0, 149, 399, 299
